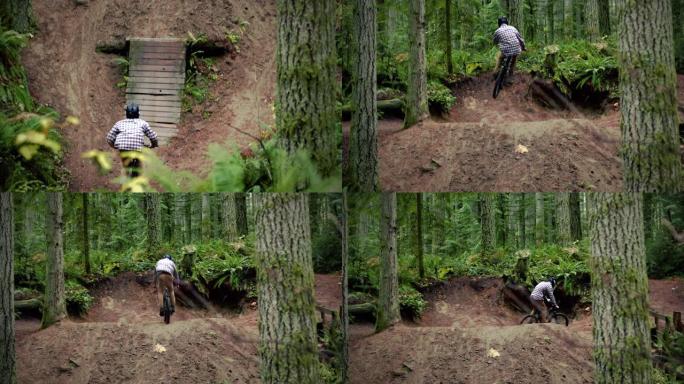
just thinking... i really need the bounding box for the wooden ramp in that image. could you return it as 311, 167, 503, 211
126, 38, 185, 144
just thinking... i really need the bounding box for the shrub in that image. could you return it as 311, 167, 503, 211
399, 285, 427, 320
65, 280, 93, 317
427, 81, 456, 114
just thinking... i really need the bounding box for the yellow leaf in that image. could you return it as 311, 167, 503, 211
154, 343, 166, 353
487, 348, 500, 358
39, 117, 53, 130
121, 176, 151, 192
81, 150, 112, 173
66, 116, 80, 126
15, 131, 61, 157
18, 144, 39, 160
515, 144, 529, 154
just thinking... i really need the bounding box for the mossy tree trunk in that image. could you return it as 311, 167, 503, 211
162, 194, 175, 243
42, 193, 66, 328
255, 194, 319, 383
235, 193, 248, 237
619, 0, 682, 192
586, 0, 600, 41
432, 194, 445, 255
564, 0, 574, 39
0, 0, 31, 33
588, 193, 653, 384
508, 194, 519, 249
144, 193, 161, 257
537, 0, 548, 45
509, 0, 525, 33
183, 194, 192, 244
349, 0, 378, 191
535, 193, 544, 246
556, 193, 572, 245
404, 0, 429, 128
201, 194, 210, 242
1, 193, 16, 384
480, 193, 496, 255
598, 0, 610, 36
414, 194, 425, 279
377, 192, 399, 331
223, 194, 238, 241
82, 194, 91, 274
445, 0, 453, 74
569, 192, 582, 241
276, 0, 337, 177
340, 193, 350, 383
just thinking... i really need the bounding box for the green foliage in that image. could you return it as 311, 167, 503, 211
518, 40, 619, 97
647, 230, 684, 278
112, 57, 129, 89
399, 285, 427, 320
654, 330, 684, 381
183, 54, 217, 111
65, 280, 93, 317
190, 239, 255, 296
312, 223, 342, 273
427, 81, 456, 113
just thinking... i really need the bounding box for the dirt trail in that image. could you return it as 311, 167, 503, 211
350, 277, 684, 384
23, 0, 275, 191
15, 272, 340, 384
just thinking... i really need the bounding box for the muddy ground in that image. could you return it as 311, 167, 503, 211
23, 0, 275, 191
15, 272, 341, 384
349, 276, 684, 384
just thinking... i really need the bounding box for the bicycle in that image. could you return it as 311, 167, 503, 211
520, 299, 569, 326
492, 55, 514, 99
162, 287, 172, 324
121, 143, 153, 178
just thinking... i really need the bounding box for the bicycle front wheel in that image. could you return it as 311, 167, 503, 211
163, 289, 171, 324
520, 315, 537, 324
550, 313, 569, 326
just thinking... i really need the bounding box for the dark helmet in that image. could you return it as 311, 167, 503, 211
498, 16, 508, 27
125, 103, 140, 119
164, 254, 173, 261
549, 277, 557, 288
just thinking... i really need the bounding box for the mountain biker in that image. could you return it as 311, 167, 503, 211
529, 277, 558, 323
106, 103, 158, 177
154, 254, 179, 316
493, 16, 526, 86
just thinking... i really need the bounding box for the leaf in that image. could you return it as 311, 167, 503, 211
154, 343, 166, 353
487, 348, 500, 358
81, 150, 112, 173
65, 116, 80, 126
515, 144, 529, 154
15, 130, 61, 159
18, 144, 39, 160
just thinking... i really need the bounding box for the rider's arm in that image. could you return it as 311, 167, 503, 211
142, 122, 159, 148
493, 30, 500, 45
547, 286, 558, 307
106, 124, 119, 149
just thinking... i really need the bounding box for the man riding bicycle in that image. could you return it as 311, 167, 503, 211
529, 277, 558, 323
493, 16, 526, 86
154, 254, 179, 316
106, 103, 158, 177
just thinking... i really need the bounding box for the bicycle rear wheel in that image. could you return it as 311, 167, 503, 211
492, 57, 511, 99
163, 288, 171, 324
520, 314, 537, 324
550, 313, 569, 326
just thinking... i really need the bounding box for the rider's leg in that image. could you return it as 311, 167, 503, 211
494, 52, 503, 79
530, 298, 546, 322
156, 273, 164, 315
159, 273, 175, 312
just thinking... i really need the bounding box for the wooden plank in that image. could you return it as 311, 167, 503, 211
140, 106, 183, 114
128, 70, 182, 78
135, 45, 186, 54
126, 94, 182, 102
128, 100, 182, 109
153, 128, 179, 136
140, 111, 181, 120
129, 52, 185, 60
127, 89, 181, 96
140, 114, 180, 123
129, 64, 183, 72
128, 81, 184, 90
129, 37, 184, 44
128, 76, 184, 84
130, 58, 184, 66
151, 122, 179, 129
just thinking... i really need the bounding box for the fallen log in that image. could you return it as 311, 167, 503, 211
341, 98, 404, 121
527, 79, 573, 111
15, 298, 42, 312
348, 302, 376, 322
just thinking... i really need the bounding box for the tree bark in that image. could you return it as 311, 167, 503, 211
82, 194, 90, 274
201, 194, 210, 242
586, 0, 600, 40
184, 194, 192, 244
42, 193, 66, 328
588, 193, 653, 384
348, 0, 378, 192
555, 192, 572, 245
404, 0, 429, 128
1, 193, 16, 384
509, 0, 525, 34
569, 192, 582, 241
535, 193, 544, 246
376, 192, 399, 331
276, 0, 337, 177
619, 0, 682, 192
598, 0, 610, 36
144, 193, 161, 257
235, 193, 248, 237
414, 194, 425, 278
564, 0, 574, 39
480, 193, 496, 255
255, 194, 319, 383
340, 193, 349, 383
223, 194, 238, 241
445, 0, 453, 74
508, 194, 519, 249
0, 0, 31, 33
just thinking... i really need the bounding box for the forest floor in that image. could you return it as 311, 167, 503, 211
15, 271, 341, 384
349, 276, 684, 384
23, 0, 276, 191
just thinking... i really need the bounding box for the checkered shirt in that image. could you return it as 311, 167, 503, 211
106, 118, 158, 151
493, 24, 525, 56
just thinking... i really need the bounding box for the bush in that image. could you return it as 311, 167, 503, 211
427, 81, 456, 114
647, 230, 684, 279
399, 285, 427, 321
65, 280, 93, 317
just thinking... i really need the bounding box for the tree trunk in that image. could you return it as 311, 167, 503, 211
414, 194, 425, 278
235, 193, 248, 237
598, 0, 610, 36
184, 194, 192, 244
548, 0, 556, 42
349, 0, 378, 192
255, 194, 319, 383
276, 0, 337, 177
82, 194, 90, 274
162, 193, 174, 243
201, 194, 210, 242
376, 192, 399, 331
432, 194, 445, 255
588, 193, 653, 384
223, 194, 238, 241
144, 194, 161, 257
404, 0, 429, 128
569, 192, 582, 241
480, 193, 496, 255
555, 193, 572, 245
586, 0, 600, 40
508, 194, 519, 249
535, 193, 544, 246
1, 193, 16, 384
445, 0, 453, 74
509, 0, 525, 34
564, 0, 574, 39
619, 0, 681, 192
0, 0, 31, 33
43, 193, 66, 328
340, 193, 349, 383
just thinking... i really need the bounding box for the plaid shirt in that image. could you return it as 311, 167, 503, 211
493, 24, 525, 56
106, 118, 158, 151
